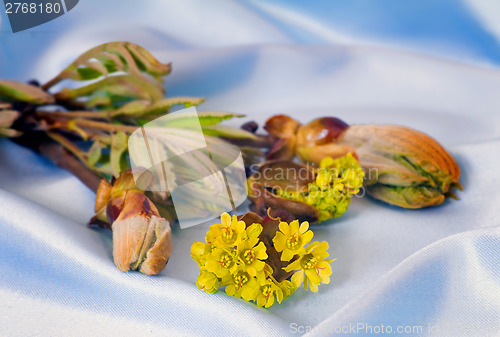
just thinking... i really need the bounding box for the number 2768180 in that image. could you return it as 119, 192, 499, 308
5, 2, 61, 14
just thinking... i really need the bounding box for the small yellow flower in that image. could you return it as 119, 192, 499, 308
209, 213, 247, 248
285, 241, 335, 292
256, 279, 283, 308
205, 228, 217, 245
273, 220, 313, 261
225, 269, 260, 301
205, 248, 238, 278
190, 242, 214, 267
278, 280, 297, 300
237, 237, 268, 278
196, 270, 219, 294
245, 222, 263, 240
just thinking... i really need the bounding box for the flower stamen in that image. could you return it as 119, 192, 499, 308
286, 233, 301, 250
241, 249, 255, 265
221, 227, 235, 243
218, 252, 234, 269
233, 271, 250, 290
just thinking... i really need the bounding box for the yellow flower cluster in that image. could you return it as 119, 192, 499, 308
191, 213, 335, 307
277, 153, 364, 222
191, 213, 294, 308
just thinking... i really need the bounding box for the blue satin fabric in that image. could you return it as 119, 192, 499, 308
1, 1, 500, 336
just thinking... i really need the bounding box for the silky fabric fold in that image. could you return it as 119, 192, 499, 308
1, 1, 500, 336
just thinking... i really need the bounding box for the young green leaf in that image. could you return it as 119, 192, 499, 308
0, 80, 54, 104
202, 125, 258, 139
55, 75, 165, 103
144, 111, 244, 129
76, 61, 108, 81
43, 42, 171, 89
196, 111, 245, 126
125, 43, 172, 80
111, 100, 151, 118
144, 97, 205, 116
87, 141, 102, 167
110, 132, 129, 178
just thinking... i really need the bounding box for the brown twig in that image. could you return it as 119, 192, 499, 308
39, 141, 101, 192
47, 131, 89, 164
41, 76, 62, 91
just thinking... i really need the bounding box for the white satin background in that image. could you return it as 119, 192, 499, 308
1, 1, 500, 336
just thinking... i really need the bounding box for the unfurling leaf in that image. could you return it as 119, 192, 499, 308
87, 141, 102, 167
0, 80, 54, 104
43, 42, 172, 89
202, 124, 258, 139
144, 97, 205, 116
54, 74, 165, 104
196, 111, 245, 126
111, 132, 129, 177
111, 100, 151, 118
85, 97, 205, 120
148, 110, 244, 129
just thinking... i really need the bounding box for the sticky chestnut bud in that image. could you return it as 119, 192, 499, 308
265, 115, 461, 209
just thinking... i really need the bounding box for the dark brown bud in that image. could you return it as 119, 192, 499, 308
264, 115, 301, 160
247, 160, 318, 222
